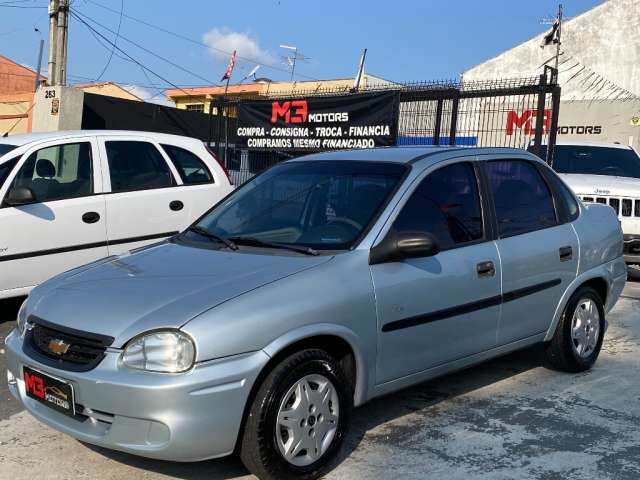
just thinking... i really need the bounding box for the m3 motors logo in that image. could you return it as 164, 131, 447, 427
270, 100, 349, 124
505, 109, 602, 136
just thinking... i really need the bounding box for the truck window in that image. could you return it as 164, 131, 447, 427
552, 145, 640, 179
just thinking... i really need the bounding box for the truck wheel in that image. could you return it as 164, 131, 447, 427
627, 264, 640, 282
545, 286, 605, 372
240, 349, 352, 480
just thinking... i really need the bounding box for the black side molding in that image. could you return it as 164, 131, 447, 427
382, 278, 562, 332
0, 231, 179, 263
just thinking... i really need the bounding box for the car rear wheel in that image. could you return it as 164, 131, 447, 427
545, 286, 605, 372
239, 349, 352, 480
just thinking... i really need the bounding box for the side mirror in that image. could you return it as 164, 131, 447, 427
369, 230, 440, 265
4, 186, 36, 207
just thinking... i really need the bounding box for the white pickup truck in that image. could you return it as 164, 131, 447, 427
536, 141, 640, 273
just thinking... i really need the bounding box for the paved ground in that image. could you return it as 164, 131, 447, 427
2, 284, 640, 479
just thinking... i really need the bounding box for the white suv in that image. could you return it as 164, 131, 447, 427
0, 130, 233, 299
538, 141, 640, 267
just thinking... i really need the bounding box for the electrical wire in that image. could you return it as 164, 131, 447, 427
69, 10, 196, 97
93, 0, 123, 80
71, 7, 219, 86
84, 0, 320, 81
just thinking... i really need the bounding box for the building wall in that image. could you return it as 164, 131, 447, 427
463, 0, 640, 101
0, 92, 33, 135
0, 55, 42, 95
78, 83, 142, 101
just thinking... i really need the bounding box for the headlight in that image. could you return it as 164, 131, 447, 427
121, 330, 195, 373
16, 298, 29, 337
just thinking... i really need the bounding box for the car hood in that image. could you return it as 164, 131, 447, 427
28, 241, 332, 347
559, 173, 640, 198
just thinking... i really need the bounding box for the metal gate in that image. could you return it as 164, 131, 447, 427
212, 68, 560, 185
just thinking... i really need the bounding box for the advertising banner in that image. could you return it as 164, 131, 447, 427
236, 92, 399, 150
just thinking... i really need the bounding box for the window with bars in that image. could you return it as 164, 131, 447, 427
185, 103, 205, 113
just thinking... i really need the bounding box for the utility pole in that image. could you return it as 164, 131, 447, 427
554, 4, 563, 72
48, 0, 69, 86
47, 0, 59, 85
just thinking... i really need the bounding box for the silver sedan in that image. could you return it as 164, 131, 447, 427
5, 146, 626, 480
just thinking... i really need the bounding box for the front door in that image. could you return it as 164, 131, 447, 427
484, 159, 579, 344
0, 138, 108, 295
99, 138, 190, 255
371, 161, 501, 384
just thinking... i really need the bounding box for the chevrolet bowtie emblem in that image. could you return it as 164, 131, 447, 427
48, 339, 71, 355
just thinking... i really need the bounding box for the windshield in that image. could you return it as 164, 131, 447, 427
192, 160, 407, 251
0, 144, 17, 157
550, 145, 640, 178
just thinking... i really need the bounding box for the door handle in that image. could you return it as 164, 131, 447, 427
82, 211, 100, 224
559, 246, 573, 261
477, 261, 496, 278
169, 200, 184, 211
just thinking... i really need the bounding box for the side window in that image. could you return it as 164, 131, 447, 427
160, 144, 213, 185
105, 141, 174, 193
548, 171, 580, 221
8, 142, 93, 203
486, 160, 558, 237
394, 162, 484, 250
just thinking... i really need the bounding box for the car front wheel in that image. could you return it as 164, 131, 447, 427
239, 348, 352, 480
545, 286, 605, 372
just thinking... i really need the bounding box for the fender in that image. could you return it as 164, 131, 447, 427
544, 257, 626, 341
261, 323, 372, 406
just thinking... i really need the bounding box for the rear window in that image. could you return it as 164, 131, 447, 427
161, 144, 213, 185
549, 145, 640, 179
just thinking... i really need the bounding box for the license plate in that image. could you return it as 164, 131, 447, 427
23, 366, 75, 416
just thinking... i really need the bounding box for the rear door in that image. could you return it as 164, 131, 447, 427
485, 157, 579, 344
99, 137, 190, 255
158, 142, 232, 221
0, 137, 107, 294
372, 160, 501, 384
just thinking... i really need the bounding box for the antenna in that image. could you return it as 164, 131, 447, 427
279, 44, 310, 81
241, 65, 261, 83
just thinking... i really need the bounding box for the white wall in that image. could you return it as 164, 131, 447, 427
464, 0, 640, 101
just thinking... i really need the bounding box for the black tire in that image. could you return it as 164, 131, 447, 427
239, 349, 353, 480
545, 286, 605, 372
627, 264, 640, 282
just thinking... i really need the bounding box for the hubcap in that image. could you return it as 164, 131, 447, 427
571, 298, 601, 358
275, 374, 340, 467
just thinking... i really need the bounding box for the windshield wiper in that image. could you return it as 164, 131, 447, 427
186, 226, 238, 250
229, 236, 319, 256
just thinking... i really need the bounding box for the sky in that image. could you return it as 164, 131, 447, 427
0, 0, 603, 102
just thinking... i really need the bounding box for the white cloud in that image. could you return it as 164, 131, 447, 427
202, 27, 275, 66
122, 85, 175, 107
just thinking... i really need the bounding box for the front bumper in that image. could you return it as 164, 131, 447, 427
5, 330, 269, 462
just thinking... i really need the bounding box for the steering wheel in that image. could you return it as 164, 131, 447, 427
327, 217, 363, 230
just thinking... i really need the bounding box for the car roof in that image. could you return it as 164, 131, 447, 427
552, 140, 633, 150
291, 146, 532, 164
0, 130, 201, 147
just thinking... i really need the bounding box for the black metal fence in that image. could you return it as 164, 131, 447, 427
213, 69, 560, 185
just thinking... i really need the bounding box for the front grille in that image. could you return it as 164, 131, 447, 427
580, 195, 640, 219
609, 198, 620, 214
26, 319, 114, 372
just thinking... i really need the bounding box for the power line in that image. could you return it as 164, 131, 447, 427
69, 10, 196, 97
71, 7, 219, 86
84, 0, 320, 82
93, 0, 123, 80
